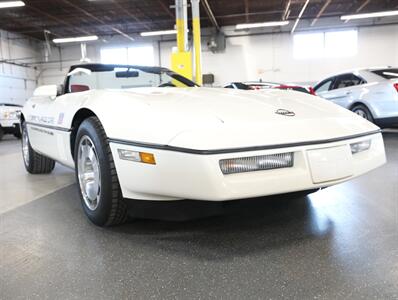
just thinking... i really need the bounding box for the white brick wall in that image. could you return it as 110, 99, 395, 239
0, 30, 41, 105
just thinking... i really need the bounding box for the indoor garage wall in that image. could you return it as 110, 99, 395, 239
38, 46, 94, 86
0, 30, 40, 105
161, 24, 398, 86
39, 24, 398, 87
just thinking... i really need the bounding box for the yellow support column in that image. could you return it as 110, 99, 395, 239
176, 19, 186, 53
175, 0, 188, 53
191, 0, 203, 85
171, 51, 193, 84
172, 0, 193, 85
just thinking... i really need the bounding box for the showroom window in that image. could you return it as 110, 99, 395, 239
128, 46, 155, 65
293, 30, 358, 59
100, 47, 128, 64
101, 46, 155, 66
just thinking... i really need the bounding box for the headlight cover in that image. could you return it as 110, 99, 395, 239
219, 152, 294, 175
350, 140, 371, 154
2, 111, 17, 119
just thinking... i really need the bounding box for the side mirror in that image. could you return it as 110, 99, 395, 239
33, 85, 58, 100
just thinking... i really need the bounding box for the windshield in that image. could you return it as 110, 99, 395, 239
66, 65, 197, 93
371, 68, 398, 79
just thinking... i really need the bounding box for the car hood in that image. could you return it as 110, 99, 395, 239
92, 88, 380, 149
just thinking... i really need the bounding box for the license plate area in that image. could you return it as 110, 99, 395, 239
307, 145, 353, 184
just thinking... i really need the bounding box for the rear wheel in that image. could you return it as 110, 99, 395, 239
22, 122, 55, 174
0, 127, 3, 141
351, 104, 374, 123
74, 117, 127, 227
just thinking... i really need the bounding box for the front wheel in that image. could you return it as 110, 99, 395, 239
14, 125, 22, 139
21, 122, 55, 174
351, 104, 374, 123
74, 117, 127, 227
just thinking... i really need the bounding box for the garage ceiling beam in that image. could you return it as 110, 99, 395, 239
216, 9, 285, 20
310, 0, 332, 26
356, 0, 372, 13
112, 0, 152, 31
3, 0, 395, 41
283, 0, 292, 20
0, 12, 58, 40
61, 0, 135, 41
157, 0, 175, 19
244, 0, 250, 22
343, 0, 371, 23
202, 0, 220, 30
25, 4, 93, 37
8, 19, 174, 35
291, 0, 310, 33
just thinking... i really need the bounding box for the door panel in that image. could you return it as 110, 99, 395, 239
321, 88, 355, 108
26, 96, 64, 161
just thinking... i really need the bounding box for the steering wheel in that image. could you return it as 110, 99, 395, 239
158, 82, 176, 87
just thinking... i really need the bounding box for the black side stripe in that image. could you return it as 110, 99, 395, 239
108, 129, 381, 155
26, 122, 71, 132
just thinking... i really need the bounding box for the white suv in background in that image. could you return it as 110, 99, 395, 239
314, 67, 398, 128
0, 103, 22, 140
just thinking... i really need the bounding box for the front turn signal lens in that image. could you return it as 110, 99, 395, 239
139, 152, 156, 165
118, 149, 156, 165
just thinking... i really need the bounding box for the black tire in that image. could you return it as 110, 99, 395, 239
351, 104, 374, 123
74, 117, 127, 227
0, 127, 4, 141
14, 129, 21, 139
21, 122, 56, 174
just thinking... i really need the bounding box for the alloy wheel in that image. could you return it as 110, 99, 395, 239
77, 135, 101, 211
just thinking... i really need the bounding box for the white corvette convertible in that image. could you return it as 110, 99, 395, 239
21, 64, 386, 226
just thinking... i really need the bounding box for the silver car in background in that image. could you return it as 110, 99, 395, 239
0, 103, 22, 140
314, 67, 398, 128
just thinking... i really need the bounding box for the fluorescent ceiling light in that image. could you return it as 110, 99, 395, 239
236, 21, 289, 30
383, 72, 398, 77
140, 29, 181, 37
0, 1, 25, 8
341, 10, 398, 21
53, 35, 99, 44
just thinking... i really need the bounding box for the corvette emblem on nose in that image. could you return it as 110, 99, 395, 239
275, 109, 295, 117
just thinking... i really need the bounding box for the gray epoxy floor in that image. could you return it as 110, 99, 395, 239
0, 133, 397, 299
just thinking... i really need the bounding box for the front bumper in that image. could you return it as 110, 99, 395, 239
110, 133, 386, 201
0, 119, 20, 134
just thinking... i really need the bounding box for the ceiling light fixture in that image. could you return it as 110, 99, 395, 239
0, 1, 25, 8
140, 30, 179, 37
341, 10, 398, 21
236, 21, 289, 30
383, 72, 398, 77
53, 35, 99, 44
